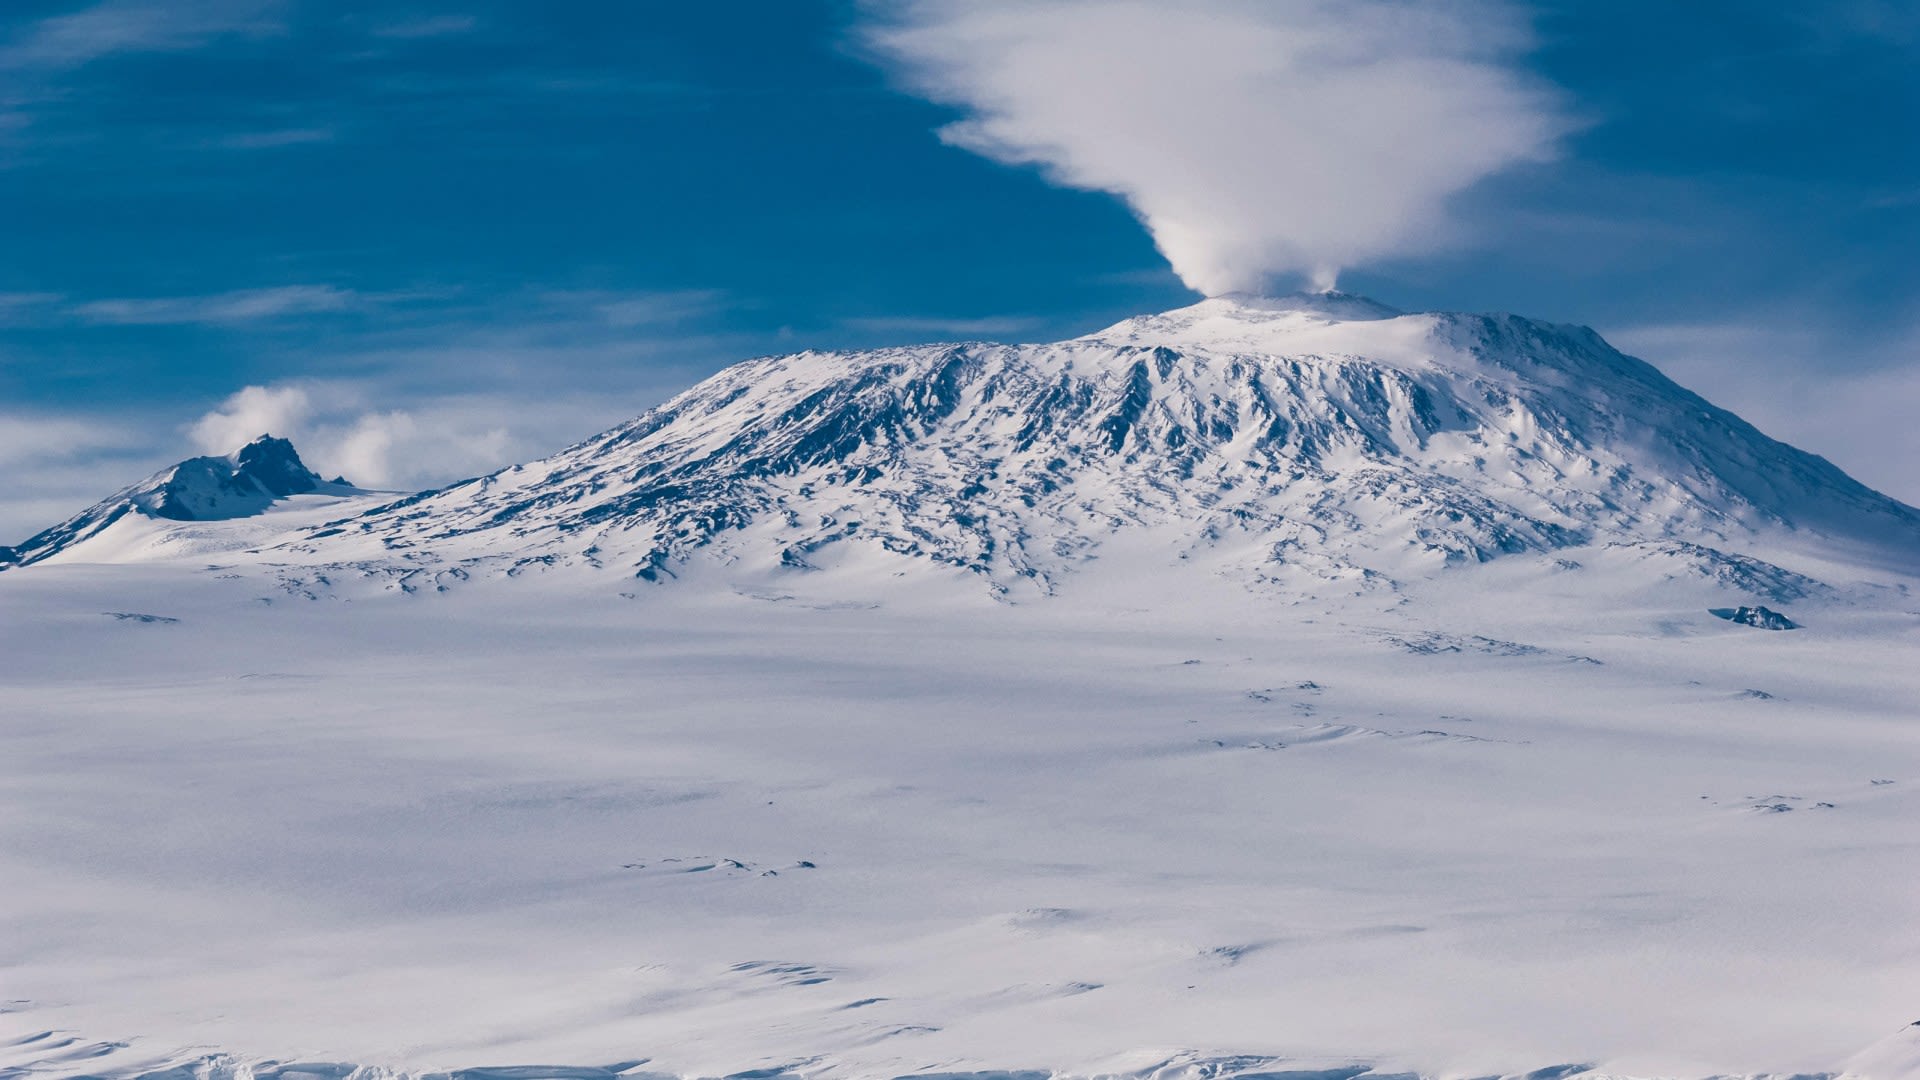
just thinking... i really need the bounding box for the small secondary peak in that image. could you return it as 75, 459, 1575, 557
226, 434, 330, 497
0, 433, 362, 570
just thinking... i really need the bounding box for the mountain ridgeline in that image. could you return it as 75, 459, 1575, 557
287, 294, 1918, 597
11, 294, 1919, 598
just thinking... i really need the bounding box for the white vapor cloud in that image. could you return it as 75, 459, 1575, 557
188, 384, 313, 455
861, 0, 1570, 295
189, 383, 537, 490
1610, 319, 1920, 507
323, 408, 512, 489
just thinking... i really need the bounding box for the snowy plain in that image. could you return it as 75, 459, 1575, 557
4, 549, 1919, 1080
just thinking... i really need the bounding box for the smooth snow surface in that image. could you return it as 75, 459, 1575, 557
3, 296, 1918, 1080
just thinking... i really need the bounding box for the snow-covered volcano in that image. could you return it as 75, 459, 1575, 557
256, 292, 1918, 598
7, 295, 1920, 1080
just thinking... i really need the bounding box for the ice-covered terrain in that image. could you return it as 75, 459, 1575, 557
3, 294, 1918, 1080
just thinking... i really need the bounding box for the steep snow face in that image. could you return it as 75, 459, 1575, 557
292, 295, 1920, 594
3, 435, 353, 569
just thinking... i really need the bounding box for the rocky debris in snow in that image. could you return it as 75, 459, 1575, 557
103, 612, 180, 624
1709, 605, 1800, 630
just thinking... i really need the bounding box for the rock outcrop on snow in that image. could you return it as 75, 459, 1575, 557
1710, 605, 1801, 630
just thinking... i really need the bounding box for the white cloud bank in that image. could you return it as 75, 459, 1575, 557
861, 0, 1570, 295
188, 382, 557, 492
1609, 319, 1920, 507
187, 384, 314, 455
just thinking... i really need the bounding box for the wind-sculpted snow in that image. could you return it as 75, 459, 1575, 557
278, 293, 1920, 596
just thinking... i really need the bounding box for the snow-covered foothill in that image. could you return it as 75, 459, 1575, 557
2, 435, 388, 569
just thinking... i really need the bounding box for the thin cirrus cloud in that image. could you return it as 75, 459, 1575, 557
840, 314, 1044, 340
69, 285, 360, 325
0, 0, 285, 72
0, 292, 63, 323
368, 14, 480, 40
213, 127, 335, 150
859, 0, 1573, 296
62, 285, 727, 328
538, 288, 732, 328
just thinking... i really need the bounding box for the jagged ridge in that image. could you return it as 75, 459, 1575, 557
3, 435, 341, 569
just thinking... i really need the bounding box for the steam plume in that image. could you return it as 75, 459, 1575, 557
862, 0, 1569, 295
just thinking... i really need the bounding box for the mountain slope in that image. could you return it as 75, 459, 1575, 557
279, 293, 1920, 597
1, 435, 359, 569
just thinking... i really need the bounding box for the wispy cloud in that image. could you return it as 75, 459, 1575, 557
0, 0, 285, 71
539, 288, 731, 328
1788, 0, 1918, 48
0, 409, 164, 540
369, 14, 479, 41
840, 313, 1043, 340
71, 285, 359, 325
859, 0, 1571, 295
214, 126, 335, 150
1610, 317, 1920, 506
0, 291, 62, 324
0, 0, 289, 158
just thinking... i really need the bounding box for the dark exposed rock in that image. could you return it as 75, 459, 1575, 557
1709, 605, 1800, 631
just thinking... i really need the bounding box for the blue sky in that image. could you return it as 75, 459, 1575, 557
1, 0, 1916, 536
